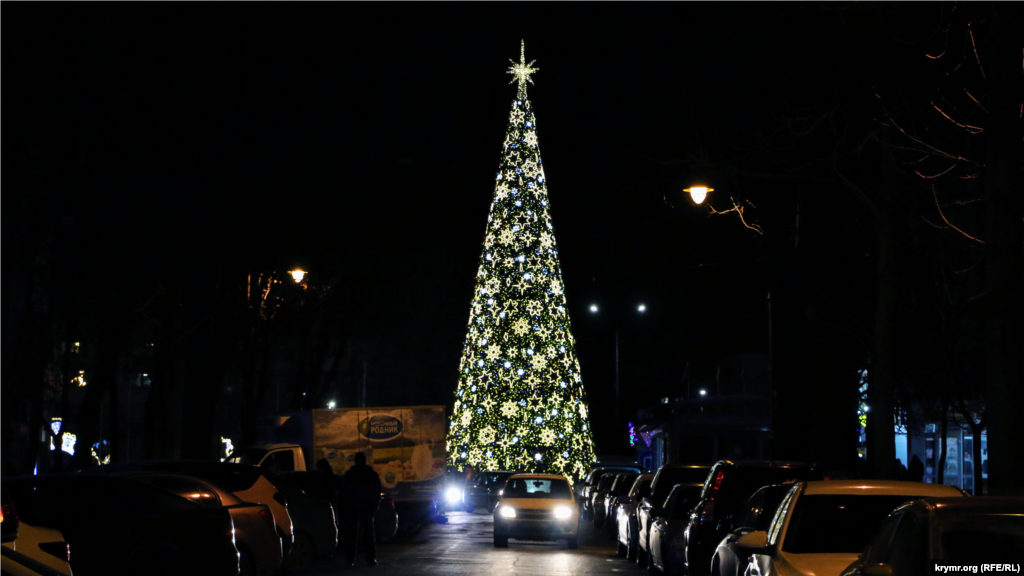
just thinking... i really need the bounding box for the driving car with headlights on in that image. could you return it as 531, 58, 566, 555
493, 474, 579, 549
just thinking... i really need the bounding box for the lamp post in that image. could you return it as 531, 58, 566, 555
589, 302, 647, 454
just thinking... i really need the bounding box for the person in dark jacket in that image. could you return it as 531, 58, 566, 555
908, 455, 925, 482
342, 452, 382, 567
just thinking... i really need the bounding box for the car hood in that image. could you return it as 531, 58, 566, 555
777, 552, 861, 576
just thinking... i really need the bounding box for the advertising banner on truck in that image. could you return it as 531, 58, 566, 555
312, 406, 447, 501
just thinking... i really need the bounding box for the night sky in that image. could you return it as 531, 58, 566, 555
4, 3, 947, 453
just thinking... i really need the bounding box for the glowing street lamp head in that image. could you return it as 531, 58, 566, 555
699, 389, 707, 396
289, 269, 306, 283
590, 304, 599, 313
327, 401, 336, 409
638, 304, 646, 312
685, 186, 713, 205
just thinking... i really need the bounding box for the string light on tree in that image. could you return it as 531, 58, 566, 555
447, 41, 596, 480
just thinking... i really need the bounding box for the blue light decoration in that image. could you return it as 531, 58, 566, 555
628, 422, 637, 447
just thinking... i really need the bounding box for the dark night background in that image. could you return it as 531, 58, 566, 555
4, 3, 1021, 489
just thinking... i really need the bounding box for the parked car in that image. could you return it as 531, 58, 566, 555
840, 496, 1024, 576
649, 482, 706, 575
464, 471, 517, 513
682, 460, 827, 576
638, 464, 713, 566
493, 474, 579, 549
85, 460, 295, 560
711, 483, 794, 576
266, 473, 338, 573
579, 466, 643, 519
3, 474, 239, 576
1, 522, 72, 576
1, 486, 19, 544
741, 481, 966, 576
616, 473, 655, 561
589, 474, 619, 527
117, 472, 282, 576
603, 472, 640, 533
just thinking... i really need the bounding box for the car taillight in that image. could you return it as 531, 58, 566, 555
273, 492, 289, 507
260, 509, 275, 528
0, 487, 19, 543
39, 541, 70, 563
707, 470, 725, 500
822, 472, 831, 481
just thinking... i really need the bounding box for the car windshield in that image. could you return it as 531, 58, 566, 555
783, 495, 929, 554
503, 478, 572, 499
596, 475, 616, 492
669, 485, 704, 519
612, 474, 639, 496
937, 515, 1024, 560
631, 478, 653, 498
225, 448, 269, 466
714, 467, 823, 516
652, 468, 710, 504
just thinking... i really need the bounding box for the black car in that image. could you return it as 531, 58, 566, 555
649, 482, 705, 575
267, 473, 339, 573
464, 471, 517, 513
711, 483, 794, 576
682, 460, 827, 576
579, 466, 642, 519
3, 474, 240, 576
589, 474, 619, 526
637, 464, 713, 566
602, 472, 639, 533
841, 497, 1024, 576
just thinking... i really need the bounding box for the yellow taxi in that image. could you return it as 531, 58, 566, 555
493, 473, 579, 549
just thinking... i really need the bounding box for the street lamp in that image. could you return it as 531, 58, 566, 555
289, 269, 306, 283
684, 186, 714, 205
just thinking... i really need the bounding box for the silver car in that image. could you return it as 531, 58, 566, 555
124, 472, 282, 576
616, 473, 654, 560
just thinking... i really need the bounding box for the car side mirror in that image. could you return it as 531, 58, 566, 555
734, 530, 769, 554
860, 565, 894, 576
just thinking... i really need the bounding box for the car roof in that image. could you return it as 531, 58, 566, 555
899, 496, 1024, 518
508, 473, 568, 481
716, 459, 819, 469
113, 471, 245, 504
801, 480, 965, 497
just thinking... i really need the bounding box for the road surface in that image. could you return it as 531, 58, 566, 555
306, 510, 653, 575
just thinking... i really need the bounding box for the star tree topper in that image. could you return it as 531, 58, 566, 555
508, 40, 539, 100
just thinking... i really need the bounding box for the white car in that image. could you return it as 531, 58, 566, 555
740, 480, 965, 576
1, 522, 73, 576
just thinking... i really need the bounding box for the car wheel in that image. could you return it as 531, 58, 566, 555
617, 541, 628, 557
238, 547, 257, 576
494, 534, 509, 548
567, 537, 578, 550
281, 532, 315, 573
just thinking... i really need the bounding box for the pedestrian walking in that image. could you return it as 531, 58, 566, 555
342, 452, 382, 567
908, 455, 925, 482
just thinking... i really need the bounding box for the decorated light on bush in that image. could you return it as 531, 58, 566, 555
446, 41, 596, 480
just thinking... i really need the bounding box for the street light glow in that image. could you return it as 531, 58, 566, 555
699, 389, 707, 396
590, 304, 598, 313
327, 401, 336, 409
638, 304, 646, 312
685, 186, 713, 205
289, 269, 306, 283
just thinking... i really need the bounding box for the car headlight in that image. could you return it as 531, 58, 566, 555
499, 506, 517, 518
445, 487, 462, 503
554, 506, 573, 520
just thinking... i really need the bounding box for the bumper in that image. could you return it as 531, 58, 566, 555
494, 518, 579, 539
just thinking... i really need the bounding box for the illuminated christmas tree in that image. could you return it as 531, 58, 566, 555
447, 41, 596, 480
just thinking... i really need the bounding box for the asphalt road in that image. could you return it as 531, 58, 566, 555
306, 510, 652, 575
